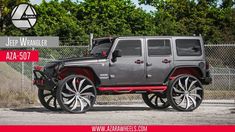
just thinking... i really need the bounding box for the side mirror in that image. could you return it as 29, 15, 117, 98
113, 50, 122, 57
112, 50, 121, 62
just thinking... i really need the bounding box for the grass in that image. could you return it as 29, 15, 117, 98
0, 89, 37, 108
204, 90, 235, 99
0, 62, 37, 108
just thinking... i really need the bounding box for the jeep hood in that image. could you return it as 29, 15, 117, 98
44, 56, 104, 68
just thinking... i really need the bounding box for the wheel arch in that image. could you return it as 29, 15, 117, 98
165, 66, 203, 82
58, 66, 101, 87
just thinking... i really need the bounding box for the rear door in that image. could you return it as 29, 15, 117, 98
145, 38, 173, 84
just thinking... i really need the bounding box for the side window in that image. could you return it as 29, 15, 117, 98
115, 40, 142, 56
147, 39, 171, 56
176, 39, 202, 56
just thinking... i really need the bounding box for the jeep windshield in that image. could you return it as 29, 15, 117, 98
90, 37, 115, 57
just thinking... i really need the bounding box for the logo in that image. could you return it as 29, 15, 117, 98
11, 3, 37, 30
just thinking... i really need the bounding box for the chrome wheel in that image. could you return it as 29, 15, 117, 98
167, 75, 203, 111
142, 93, 170, 109
38, 89, 61, 111
57, 75, 96, 113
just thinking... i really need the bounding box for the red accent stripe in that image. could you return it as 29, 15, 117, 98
98, 86, 167, 92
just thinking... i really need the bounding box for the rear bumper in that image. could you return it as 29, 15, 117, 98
201, 77, 212, 85
201, 70, 212, 85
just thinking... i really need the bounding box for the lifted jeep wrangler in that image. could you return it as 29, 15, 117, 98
34, 36, 212, 113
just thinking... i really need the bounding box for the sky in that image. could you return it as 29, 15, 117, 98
30, 0, 156, 12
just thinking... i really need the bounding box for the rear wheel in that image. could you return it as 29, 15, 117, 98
57, 75, 96, 113
142, 92, 170, 109
167, 75, 203, 111
38, 88, 61, 111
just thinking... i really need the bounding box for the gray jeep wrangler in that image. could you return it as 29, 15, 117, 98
33, 36, 212, 113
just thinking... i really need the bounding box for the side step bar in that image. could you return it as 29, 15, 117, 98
97, 86, 167, 93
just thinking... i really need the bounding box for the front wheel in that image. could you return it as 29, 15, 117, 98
167, 75, 203, 111
57, 75, 96, 113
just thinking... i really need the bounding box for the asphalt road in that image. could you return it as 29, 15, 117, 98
0, 103, 234, 125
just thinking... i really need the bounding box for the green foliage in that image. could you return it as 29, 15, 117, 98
0, 0, 29, 35
33, 0, 88, 45
76, 0, 156, 37
0, 0, 234, 44
139, 0, 235, 43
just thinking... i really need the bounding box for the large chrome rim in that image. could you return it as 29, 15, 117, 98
170, 76, 203, 111
58, 76, 96, 113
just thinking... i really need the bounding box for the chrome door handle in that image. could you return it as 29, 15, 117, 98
135, 60, 144, 64
162, 59, 171, 64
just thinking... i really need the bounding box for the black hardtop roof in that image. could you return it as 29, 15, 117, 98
94, 36, 202, 40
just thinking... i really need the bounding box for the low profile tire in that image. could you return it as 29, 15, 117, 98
167, 75, 203, 111
57, 75, 96, 113
38, 89, 61, 111
142, 92, 170, 109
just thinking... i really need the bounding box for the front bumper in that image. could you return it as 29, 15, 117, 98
33, 69, 56, 90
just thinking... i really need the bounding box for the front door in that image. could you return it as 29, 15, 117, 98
109, 38, 145, 85
145, 38, 173, 84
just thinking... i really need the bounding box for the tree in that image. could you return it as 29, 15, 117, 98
221, 0, 235, 8
76, 0, 155, 37
0, 0, 29, 35
139, 0, 235, 43
33, 0, 87, 45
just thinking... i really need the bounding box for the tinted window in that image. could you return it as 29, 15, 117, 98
91, 43, 111, 56
91, 38, 114, 57
148, 39, 171, 56
176, 39, 202, 56
115, 40, 142, 56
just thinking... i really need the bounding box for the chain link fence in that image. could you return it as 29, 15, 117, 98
0, 44, 235, 106
204, 44, 235, 103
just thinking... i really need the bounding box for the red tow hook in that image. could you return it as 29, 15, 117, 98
34, 65, 43, 71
